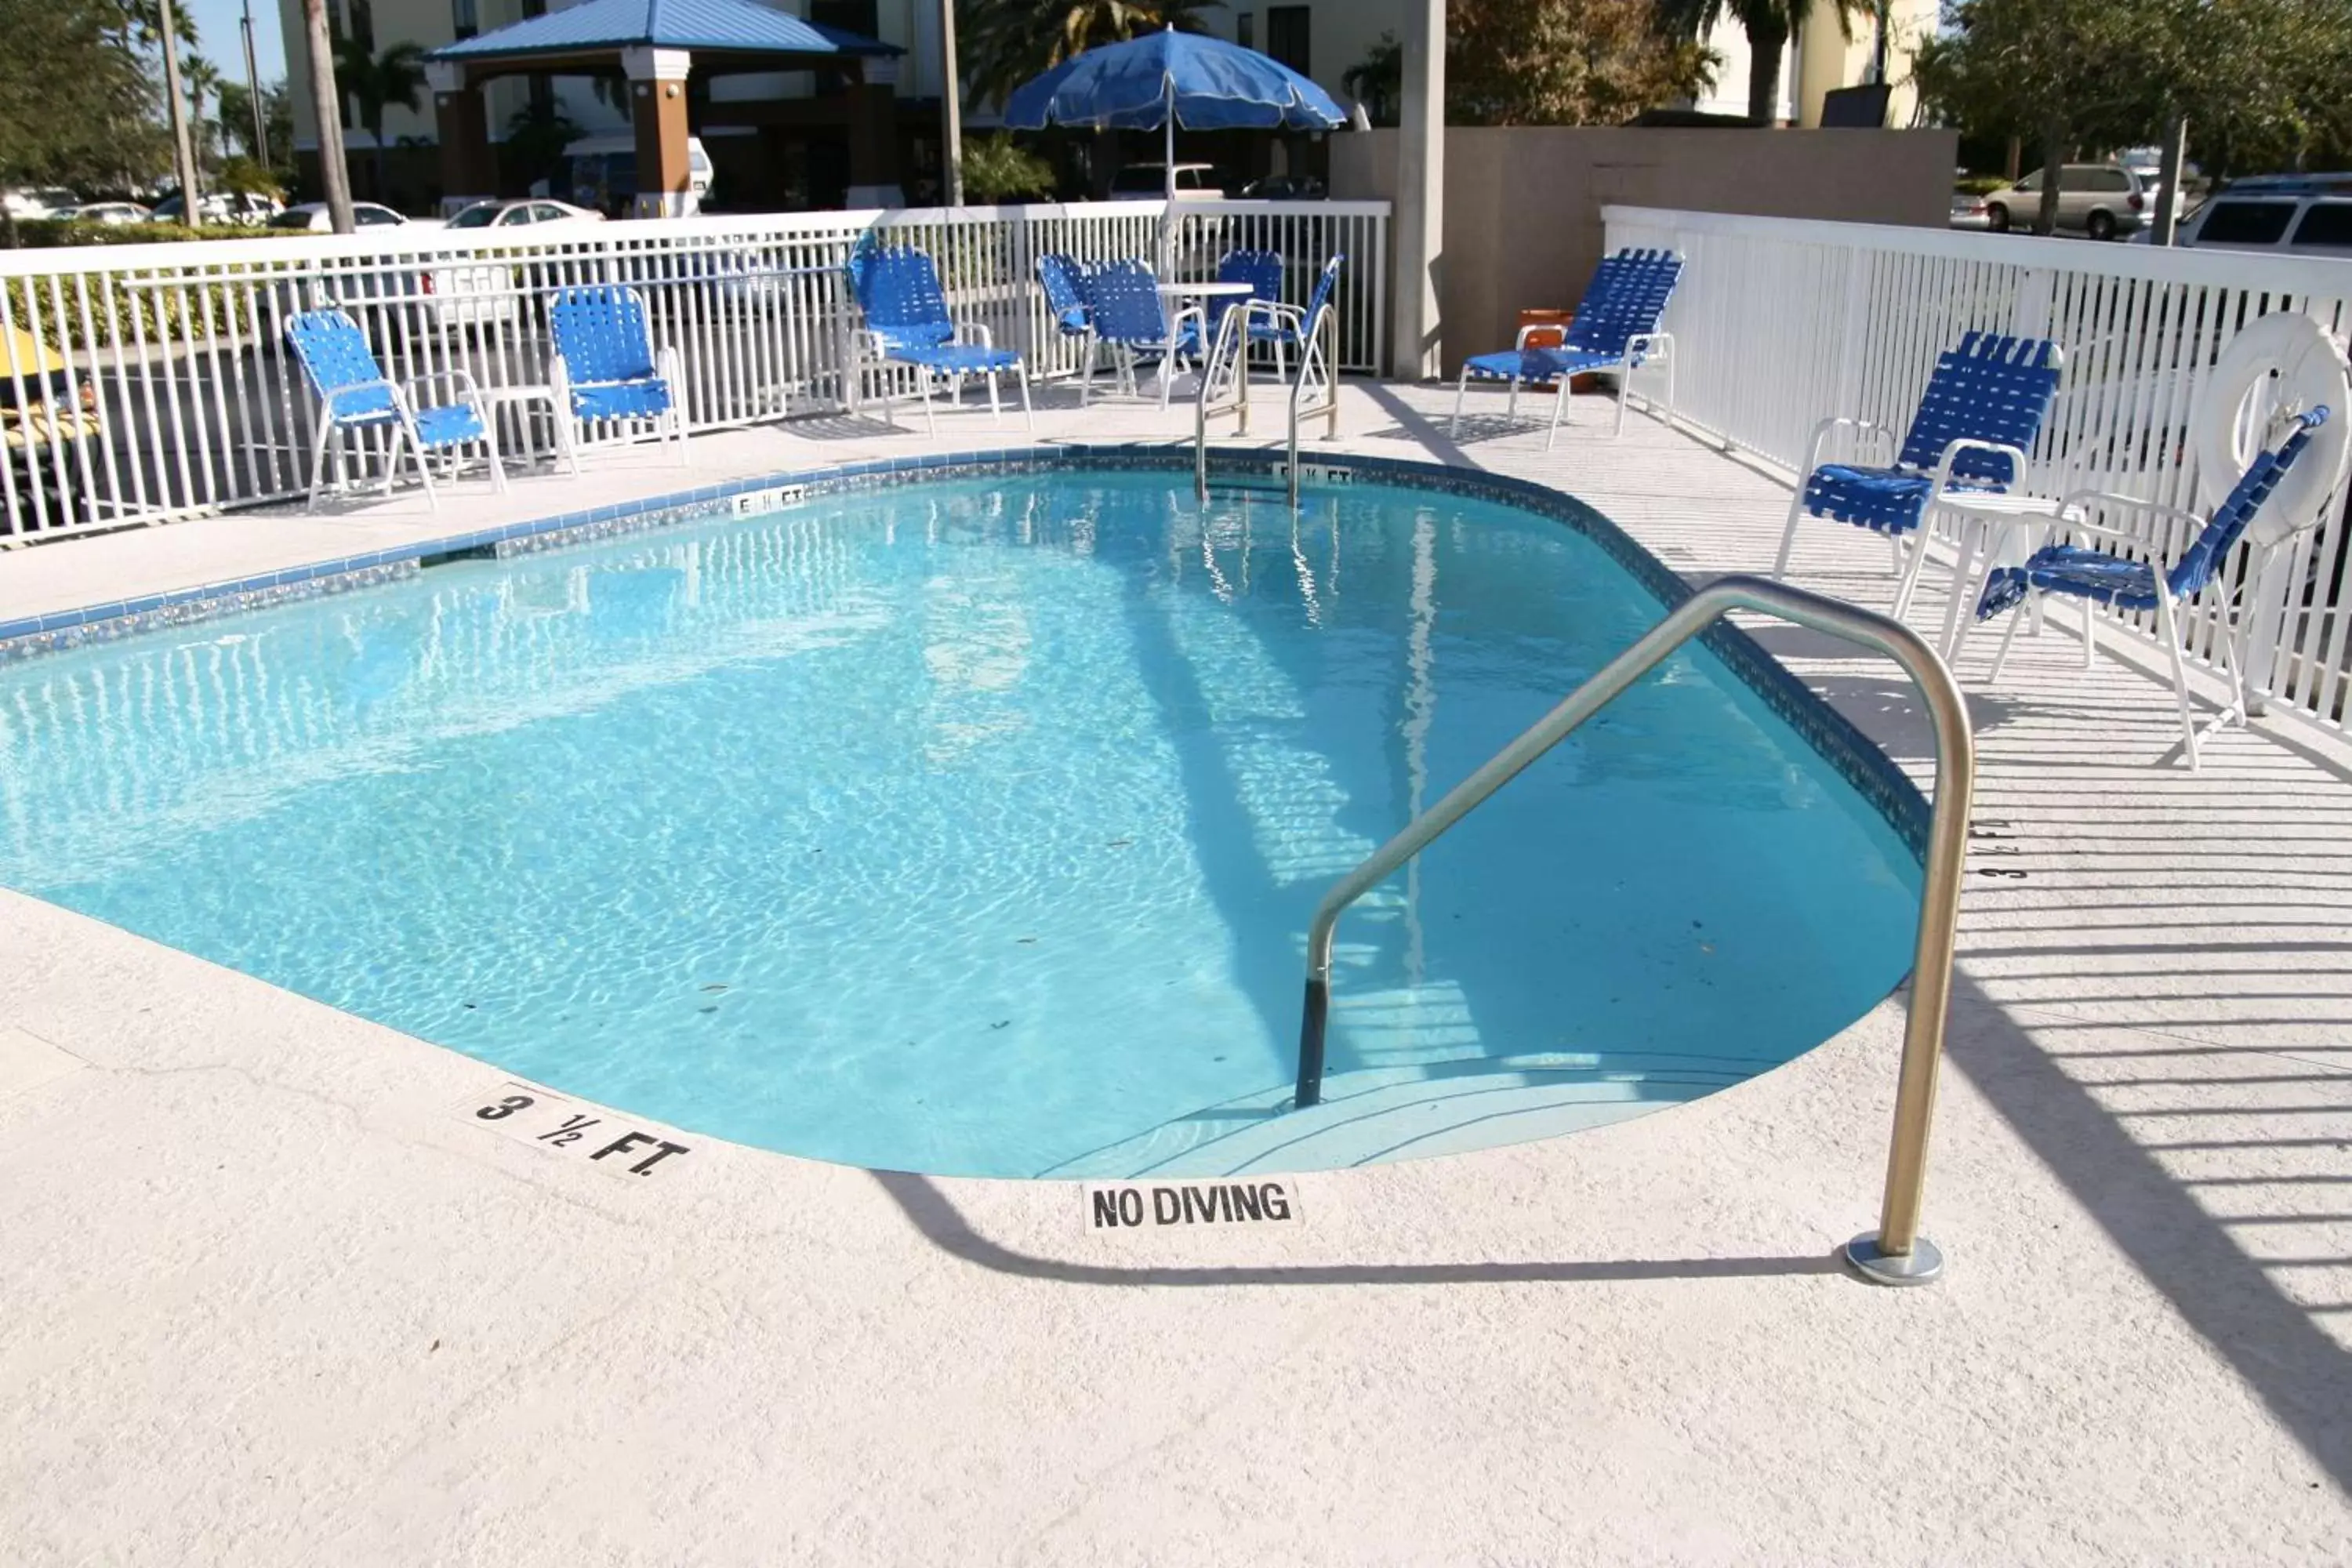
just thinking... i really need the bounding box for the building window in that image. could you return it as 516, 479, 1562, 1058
1236, 13, 1254, 49
452, 0, 477, 40
810, 0, 878, 35
1265, 6, 1308, 74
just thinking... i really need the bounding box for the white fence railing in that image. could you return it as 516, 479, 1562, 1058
1605, 203, 2352, 733
0, 198, 1386, 544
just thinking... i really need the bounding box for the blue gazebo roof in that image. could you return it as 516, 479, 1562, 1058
431, 0, 901, 63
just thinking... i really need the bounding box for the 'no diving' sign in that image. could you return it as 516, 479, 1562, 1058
1083, 1179, 1303, 1232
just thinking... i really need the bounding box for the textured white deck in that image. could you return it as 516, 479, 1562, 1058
2, 381, 2348, 1564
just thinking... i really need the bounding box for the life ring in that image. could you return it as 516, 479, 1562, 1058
2190, 311, 2352, 547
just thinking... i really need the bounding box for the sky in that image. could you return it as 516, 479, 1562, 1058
186, 0, 288, 87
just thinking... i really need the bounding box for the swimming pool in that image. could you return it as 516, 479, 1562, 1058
0, 459, 1922, 1177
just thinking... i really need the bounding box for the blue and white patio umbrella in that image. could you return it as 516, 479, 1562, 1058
1000, 27, 1348, 201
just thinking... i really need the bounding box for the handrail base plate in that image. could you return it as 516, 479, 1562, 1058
1843, 1232, 1944, 1287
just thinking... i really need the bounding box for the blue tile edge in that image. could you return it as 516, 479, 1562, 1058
0, 442, 1929, 862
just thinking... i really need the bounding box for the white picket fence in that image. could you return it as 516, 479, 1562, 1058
0, 198, 1387, 543
1605, 203, 2352, 732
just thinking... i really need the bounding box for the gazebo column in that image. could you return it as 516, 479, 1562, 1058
845, 56, 903, 209
622, 45, 695, 217
426, 62, 495, 216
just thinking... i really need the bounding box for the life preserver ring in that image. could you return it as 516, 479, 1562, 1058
2190, 311, 2352, 547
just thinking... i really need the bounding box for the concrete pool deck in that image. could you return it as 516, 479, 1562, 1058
3, 383, 2349, 1563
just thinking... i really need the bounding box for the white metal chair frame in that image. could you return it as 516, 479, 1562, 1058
1773, 417, 2036, 621
1958, 491, 2260, 771
548, 345, 688, 466
852, 323, 1033, 436
305, 369, 506, 515
1446, 325, 1677, 448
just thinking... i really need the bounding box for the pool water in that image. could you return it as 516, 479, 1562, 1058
0, 471, 1920, 1177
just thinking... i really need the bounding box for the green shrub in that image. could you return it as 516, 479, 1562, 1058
960, 135, 1056, 204
1955, 175, 2011, 196
10, 219, 254, 249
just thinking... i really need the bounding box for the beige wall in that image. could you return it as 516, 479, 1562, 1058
1330, 126, 1957, 373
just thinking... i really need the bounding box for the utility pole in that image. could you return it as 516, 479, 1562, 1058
241, 0, 270, 165
299, 0, 356, 230
156, 0, 203, 218
938, 0, 964, 205
2152, 112, 2188, 246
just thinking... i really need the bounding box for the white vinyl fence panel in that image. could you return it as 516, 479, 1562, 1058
0, 198, 1385, 543
1606, 204, 2352, 732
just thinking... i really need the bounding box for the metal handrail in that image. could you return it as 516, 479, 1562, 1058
1192, 301, 1254, 503
1290, 575, 1976, 1287
1285, 293, 1342, 509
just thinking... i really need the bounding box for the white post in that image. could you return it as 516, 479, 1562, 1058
1390, 0, 1443, 380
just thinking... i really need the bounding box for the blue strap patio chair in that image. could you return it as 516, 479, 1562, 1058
283, 308, 504, 514
1079, 259, 1203, 410
548, 285, 688, 466
1966, 408, 2328, 771
1771, 331, 2064, 617
1450, 248, 1682, 449
1035, 252, 1094, 380
1212, 247, 1286, 365
848, 245, 1033, 435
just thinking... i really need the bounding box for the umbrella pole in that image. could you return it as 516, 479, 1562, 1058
1158, 80, 1177, 276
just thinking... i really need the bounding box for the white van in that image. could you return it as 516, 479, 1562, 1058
554, 135, 714, 217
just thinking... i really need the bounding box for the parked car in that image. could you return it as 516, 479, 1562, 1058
2165, 174, 2352, 258
444, 197, 605, 230
151, 190, 284, 226
1109, 162, 1224, 199
554, 134, 714, 217
58, 202, 152, 226
1950, 191, 1991, 230
1981, 163, 2172, 240
268, 201, 408, 233
2, 187, 80, 220
1240, 173, 1325, 201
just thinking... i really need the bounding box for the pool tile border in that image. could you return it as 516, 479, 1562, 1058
0, 442, 1930, 858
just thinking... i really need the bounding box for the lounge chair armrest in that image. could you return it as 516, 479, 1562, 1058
950, 324, 994, 349
404, 368, 482, 405
1624, 331, 1672, 367
2056, 489, 2207, 532
321, 379, 405, 420
1512, 321, 1564, 350
1929, 437, 2033, 497
659, 345, 686, 397
1801, 415, 1896, 474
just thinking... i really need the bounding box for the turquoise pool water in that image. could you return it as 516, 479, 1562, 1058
0, 470, 1920, 1177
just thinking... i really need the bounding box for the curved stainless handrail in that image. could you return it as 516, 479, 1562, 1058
1286, 290, 1341, 509
1290, 575, 1976, 1287
1193, 303, 1254, 503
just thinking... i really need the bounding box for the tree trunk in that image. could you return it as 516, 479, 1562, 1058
371, 120, 390, 205
302, 0, 355, 232
2036, 117, 2065, 235
1746, 16, 1789, 125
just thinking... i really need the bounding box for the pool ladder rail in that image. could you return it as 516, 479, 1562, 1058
1192, 258, 1344, 510
1290, 575, 1976, 1289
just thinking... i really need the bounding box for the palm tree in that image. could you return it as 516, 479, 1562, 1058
182, 55, 223, 166
1341, 33, 1403, 127
1660, 0, 1864, 125
331, 37, 427, 201
960, 1, 1215, 109
960, 1, 1215, 196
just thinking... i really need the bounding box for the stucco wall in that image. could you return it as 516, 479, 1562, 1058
1330, 126, 1958, 374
